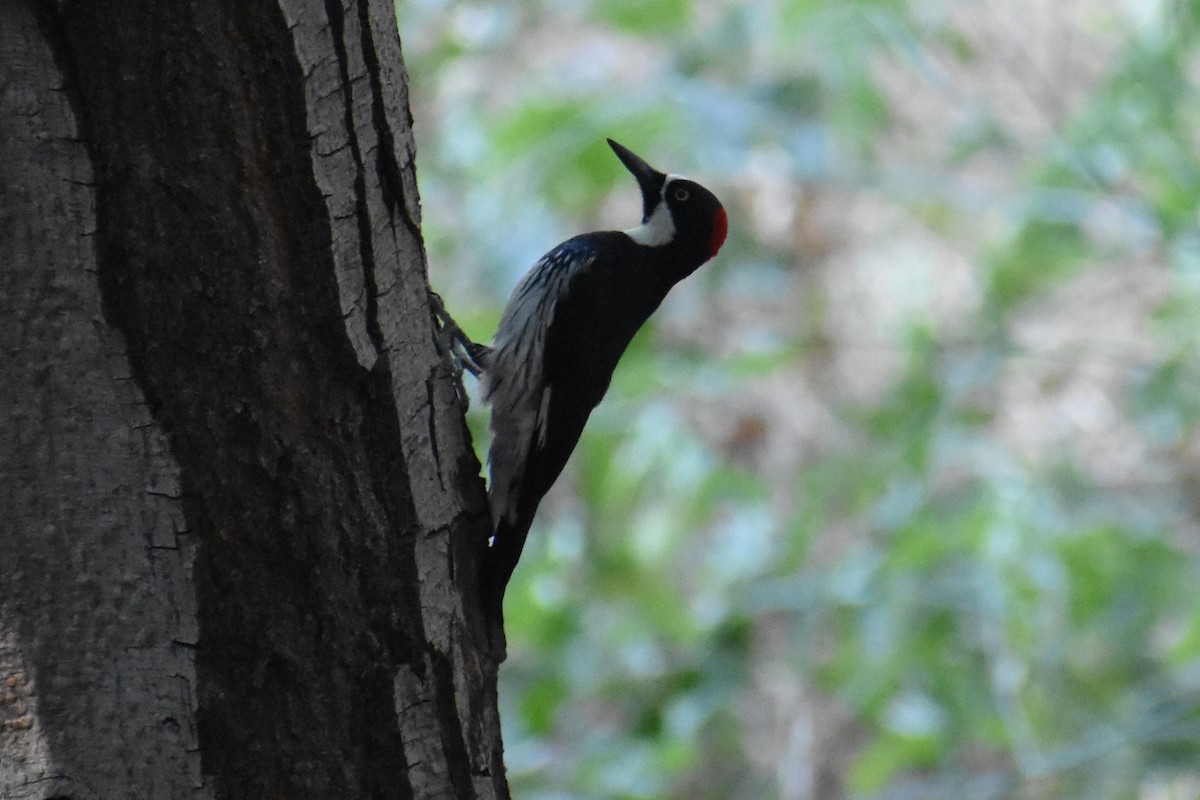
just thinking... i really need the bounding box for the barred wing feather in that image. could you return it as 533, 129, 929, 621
483, 241, 595, 528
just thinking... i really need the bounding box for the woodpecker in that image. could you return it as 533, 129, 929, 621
455, 139, 727, 622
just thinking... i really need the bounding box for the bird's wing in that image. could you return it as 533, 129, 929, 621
483, 240, 596, 528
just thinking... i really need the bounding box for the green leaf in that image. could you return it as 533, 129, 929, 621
591, 0, 690, 35
520, 674, 568, 735
987, 218, 1088, 310
849, 732, 939, 794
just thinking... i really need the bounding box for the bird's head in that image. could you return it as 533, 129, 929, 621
608, 138, 728, 266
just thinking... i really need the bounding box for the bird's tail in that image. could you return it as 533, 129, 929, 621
480, 509, 537, 654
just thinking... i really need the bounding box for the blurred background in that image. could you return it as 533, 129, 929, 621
398, 0, 1200, 797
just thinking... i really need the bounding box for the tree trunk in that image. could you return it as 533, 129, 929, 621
0, 1, 503, 798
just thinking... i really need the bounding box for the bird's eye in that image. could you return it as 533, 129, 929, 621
673, 187, 690, 201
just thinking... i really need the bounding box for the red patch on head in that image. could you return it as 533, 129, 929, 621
710, 207, 728, 257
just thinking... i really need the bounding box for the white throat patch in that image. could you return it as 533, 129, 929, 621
625, 174, 682, 247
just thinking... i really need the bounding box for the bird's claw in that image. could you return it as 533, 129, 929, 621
429, 290, 491, 379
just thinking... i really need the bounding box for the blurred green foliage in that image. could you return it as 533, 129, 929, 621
400, 0, 1200, 797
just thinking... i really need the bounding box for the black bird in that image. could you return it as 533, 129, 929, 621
448, 139, 727, 625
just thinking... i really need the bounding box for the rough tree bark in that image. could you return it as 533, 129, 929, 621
0, 1, 504, 798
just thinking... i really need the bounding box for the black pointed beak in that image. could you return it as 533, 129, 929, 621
607, 138, 666, 222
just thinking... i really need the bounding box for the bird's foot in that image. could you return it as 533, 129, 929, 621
429, 290, 492, 378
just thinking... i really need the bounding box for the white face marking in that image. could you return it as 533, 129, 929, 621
625, 174, 684, 247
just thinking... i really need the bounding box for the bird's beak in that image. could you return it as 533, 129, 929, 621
607, 138, 667, 222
